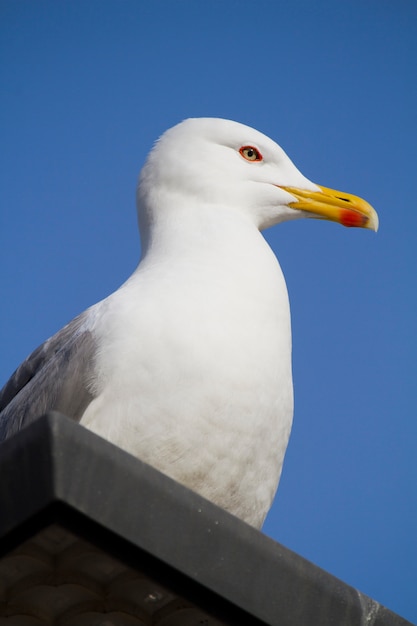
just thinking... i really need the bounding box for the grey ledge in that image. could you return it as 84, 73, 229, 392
0, 412, 413, 626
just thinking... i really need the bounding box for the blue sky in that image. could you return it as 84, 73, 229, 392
1, 1, 416, 622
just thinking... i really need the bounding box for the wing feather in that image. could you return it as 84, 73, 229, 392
0, 311, 97, 441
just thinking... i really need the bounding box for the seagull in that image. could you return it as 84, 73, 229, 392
0, 118, 378, 528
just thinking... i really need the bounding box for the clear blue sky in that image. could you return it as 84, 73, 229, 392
1, 1, 416, 622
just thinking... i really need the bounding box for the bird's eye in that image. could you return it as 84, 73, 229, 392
239, 146, 263, 162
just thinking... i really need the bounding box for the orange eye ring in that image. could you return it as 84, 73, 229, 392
239, 146, 263, 162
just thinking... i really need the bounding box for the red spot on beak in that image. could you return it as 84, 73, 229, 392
340, 208, 368, 228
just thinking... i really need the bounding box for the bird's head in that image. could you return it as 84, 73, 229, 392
137, 117, 378, 233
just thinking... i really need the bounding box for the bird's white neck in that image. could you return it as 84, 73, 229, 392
137, 199, 275, 276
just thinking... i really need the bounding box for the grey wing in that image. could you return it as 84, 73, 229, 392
0, 311, 98, 442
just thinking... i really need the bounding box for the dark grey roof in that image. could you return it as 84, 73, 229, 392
0, 413, 413, 626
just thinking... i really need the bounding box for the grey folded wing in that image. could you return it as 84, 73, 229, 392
0, 311, 97, 442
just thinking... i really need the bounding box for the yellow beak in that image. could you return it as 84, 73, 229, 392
279, 184, 379, 231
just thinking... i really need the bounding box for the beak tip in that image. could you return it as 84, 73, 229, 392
368, 209, 379, 233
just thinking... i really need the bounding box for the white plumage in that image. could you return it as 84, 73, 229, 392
0, 118, 378, 528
